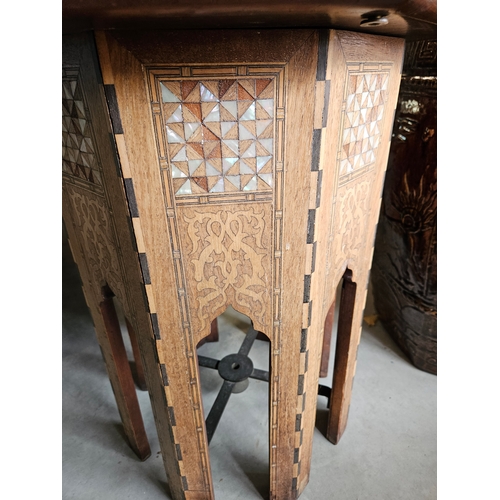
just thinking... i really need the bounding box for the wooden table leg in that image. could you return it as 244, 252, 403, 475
326, 270, 364, 445
93, 286, 151, 460
327, 270, 356, 444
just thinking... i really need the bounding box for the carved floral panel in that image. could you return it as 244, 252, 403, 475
331, 174, 374, 273
177, 204, 272, 336
65, 184, 126, 304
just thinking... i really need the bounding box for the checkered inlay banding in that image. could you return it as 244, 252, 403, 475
101, 84, 162, 346
100, 75, 193, 492
292, 29, 330, 495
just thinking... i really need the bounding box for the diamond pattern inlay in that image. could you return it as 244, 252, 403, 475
161, 78, 275, 196
340, 72, 389, 175
62, 73, 102, 185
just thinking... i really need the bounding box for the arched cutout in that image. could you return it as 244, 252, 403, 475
321, 269, 358, 445
196, 306, 270, 496
196, 319, 220, 349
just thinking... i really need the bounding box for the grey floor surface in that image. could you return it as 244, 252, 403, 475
62, 234, 437, 500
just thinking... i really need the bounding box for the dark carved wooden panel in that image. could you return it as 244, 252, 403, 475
371, 39, 437, 375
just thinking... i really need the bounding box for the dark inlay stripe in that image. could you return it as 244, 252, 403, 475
322, 80, 331, 128
104, 85, 124, 134
123, 178, 139, 217
303, 275, 311, 303
160, 364, 169, 386
150, 313, 161, 340
168, 406, 177, 426
307, 209, 316, 244
139, 253, 151, 285
297, 374, 304, 395
311, 129, 322, 170
316, 30, 329, 81
300, 329, 308, 353
295, 414, 302, 432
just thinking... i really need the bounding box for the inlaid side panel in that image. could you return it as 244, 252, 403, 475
64, 182, 127, 304
99, 29, 318, 500
62, 61, 128, 311
323, 45, 399, 311
62, 33, 161, 464
146, 65, 288, 496
147, 66, 286, 345
161, 78, 274, 196
97, 28, 403, 500
330, 171, 376, 273
62, 67, 103, 186
297, 33, 404, 486
339, 70, 390, 177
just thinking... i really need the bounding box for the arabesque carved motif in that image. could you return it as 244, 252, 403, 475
332, 175, 373, 273
66, 185, 126, 305
180, 205, 271, 334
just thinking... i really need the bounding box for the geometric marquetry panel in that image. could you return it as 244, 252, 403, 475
161, 79, 274, 196
62, 68, 102, 185
339, 70, 389, 176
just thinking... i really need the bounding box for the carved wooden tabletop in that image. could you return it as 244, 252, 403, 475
62, 0, 436, 40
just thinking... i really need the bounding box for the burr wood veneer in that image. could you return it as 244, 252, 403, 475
62, 29, 404, 499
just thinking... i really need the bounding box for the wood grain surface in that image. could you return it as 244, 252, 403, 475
64, 28, 405, 499
62, 0, 437, 40
62, 32, 153, 461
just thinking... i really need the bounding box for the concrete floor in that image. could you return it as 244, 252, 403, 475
62, 234, 437, 500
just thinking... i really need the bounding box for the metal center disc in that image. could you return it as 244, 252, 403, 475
217, 353, 254, 383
